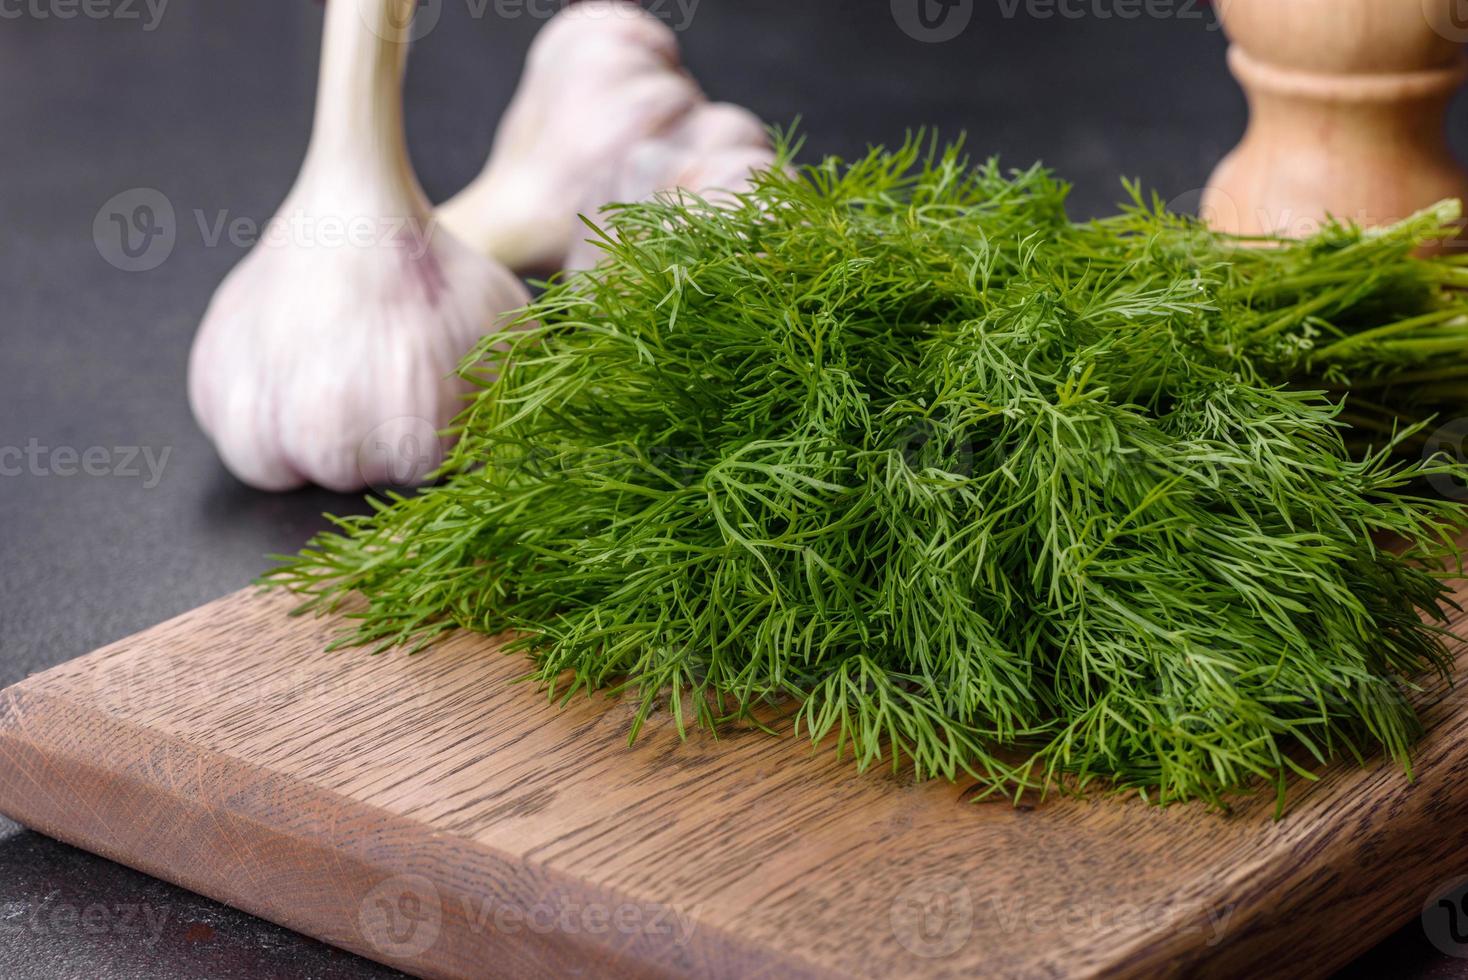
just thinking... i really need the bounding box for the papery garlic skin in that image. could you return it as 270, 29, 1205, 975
189, 221, 524, 492
188, 0, 528, 493
563, 102, 776, 270
437, 0, 710, 273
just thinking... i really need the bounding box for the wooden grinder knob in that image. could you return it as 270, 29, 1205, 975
1201, 0, 1468, 237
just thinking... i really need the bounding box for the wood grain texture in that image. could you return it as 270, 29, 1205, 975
0, 589, 1466, 979
1201, 0, 1468, 240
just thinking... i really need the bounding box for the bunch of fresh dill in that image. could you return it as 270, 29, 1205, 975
270, 137, 1468, 809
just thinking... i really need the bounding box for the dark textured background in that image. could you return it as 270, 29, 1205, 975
1, 0, 1466, 976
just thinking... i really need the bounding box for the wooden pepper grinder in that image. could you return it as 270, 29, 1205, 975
1201, 0, 1468, 238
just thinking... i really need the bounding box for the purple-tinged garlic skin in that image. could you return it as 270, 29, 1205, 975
188, 217, 525, 492
188, 0, 528, 493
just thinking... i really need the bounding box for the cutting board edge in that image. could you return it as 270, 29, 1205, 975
1, 588, 1466, 978
0, 681, 827, 980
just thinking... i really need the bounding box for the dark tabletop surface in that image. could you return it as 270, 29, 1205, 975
3, 1, 1468, 977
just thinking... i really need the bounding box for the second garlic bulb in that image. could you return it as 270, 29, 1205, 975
439, 1, 774, 274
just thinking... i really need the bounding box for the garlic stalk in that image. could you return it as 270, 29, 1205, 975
189, 0, 527, 493
438, 0, 771, 274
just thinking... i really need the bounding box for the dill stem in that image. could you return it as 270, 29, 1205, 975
1314, 308, 1468, 360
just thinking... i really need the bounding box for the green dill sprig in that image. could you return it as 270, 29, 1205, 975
268, 135, 1468, 810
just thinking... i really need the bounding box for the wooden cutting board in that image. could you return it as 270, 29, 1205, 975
0, 589, 1466, 979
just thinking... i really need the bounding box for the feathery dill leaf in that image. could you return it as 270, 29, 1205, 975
268, 135, 1468, 810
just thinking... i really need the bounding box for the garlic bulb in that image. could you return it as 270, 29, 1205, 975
438, 0, 771, 274
189, 0, 528, 493
562, 101, 776, 270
